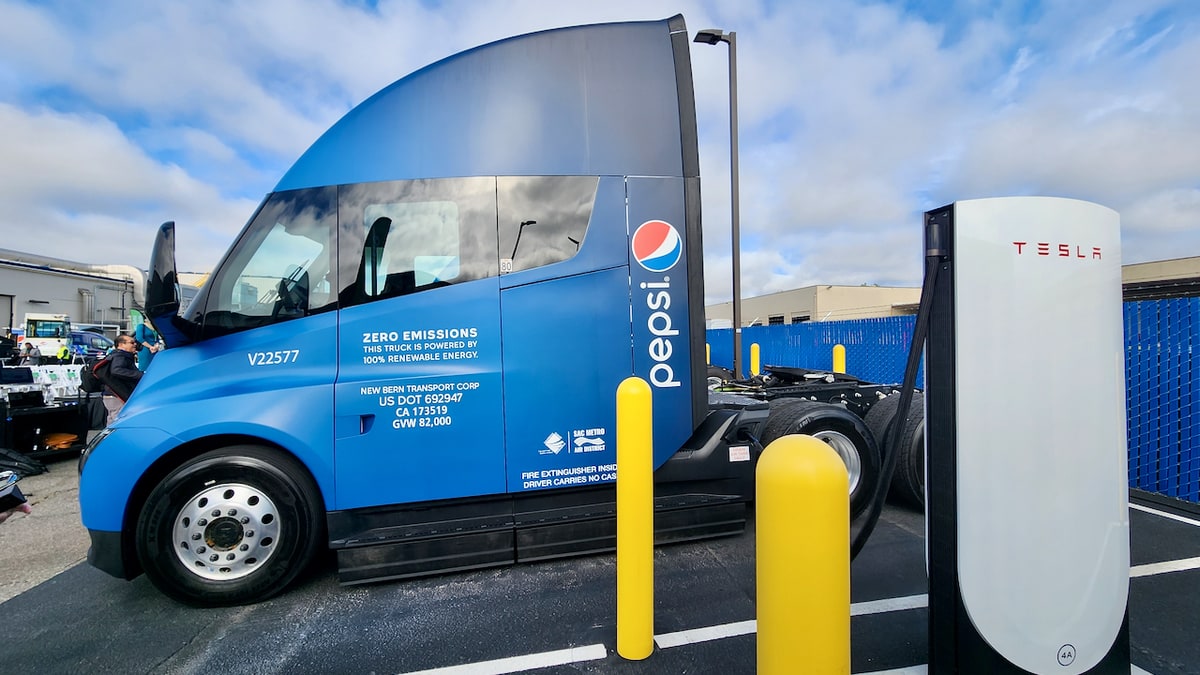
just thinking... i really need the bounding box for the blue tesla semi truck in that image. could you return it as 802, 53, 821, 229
79, 15, 892, 606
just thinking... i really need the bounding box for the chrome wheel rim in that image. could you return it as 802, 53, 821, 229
171, 482, 281, 581
813, 430, 863, 495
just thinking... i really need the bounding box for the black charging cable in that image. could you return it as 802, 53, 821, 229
850, 252, 943, 560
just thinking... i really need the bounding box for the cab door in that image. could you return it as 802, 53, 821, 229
332, 178, 507, 510
496, 176, 632, 494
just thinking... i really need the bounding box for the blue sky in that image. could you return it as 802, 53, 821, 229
1, 0, 1196, 304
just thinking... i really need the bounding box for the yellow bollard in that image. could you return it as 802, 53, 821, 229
750, 342, 761, 376
832, 344, 846, 374
706, 342, 711, 365
616, 376, 654, 660
756, 435, 850, 675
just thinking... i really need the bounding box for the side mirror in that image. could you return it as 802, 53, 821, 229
146, 221, 180, 319
145, 221, 196, 347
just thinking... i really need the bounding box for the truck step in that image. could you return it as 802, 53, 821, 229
333, 492, 746, 586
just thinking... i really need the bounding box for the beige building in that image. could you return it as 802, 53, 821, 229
706, 285, 922, 327
1122, 255, 1200, 299
707, 255, 1200, 327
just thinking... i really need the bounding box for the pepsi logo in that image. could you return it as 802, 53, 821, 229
632, 220, 682, 272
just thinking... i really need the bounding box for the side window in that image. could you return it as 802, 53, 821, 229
498, 176, 597, 274
338, 178, 497, 307
196, 187, 337, 337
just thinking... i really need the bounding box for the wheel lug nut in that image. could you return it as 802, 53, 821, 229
239, 544, 249, 552
191, 533, 201, 541
197, 518, 208, 526
245, 530, 254, 537
241, 517, 250, 524
227, 509, 237, 516
226, 553, 236, 561
209, 554, 219, 562
196, 546, 206, 554
211, 509, 221, 518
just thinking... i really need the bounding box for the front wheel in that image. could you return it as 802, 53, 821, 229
135, 446, 323, 606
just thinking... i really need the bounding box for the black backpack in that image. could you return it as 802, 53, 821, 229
79, 356, 112, 394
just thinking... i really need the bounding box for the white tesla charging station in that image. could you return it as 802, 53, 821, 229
924, 197, 1130, 674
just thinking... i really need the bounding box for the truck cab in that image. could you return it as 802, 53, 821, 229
22, 313, 71, 361
79, 15, 762, 606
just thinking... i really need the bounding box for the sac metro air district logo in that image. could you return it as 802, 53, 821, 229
632, 220, 682, 272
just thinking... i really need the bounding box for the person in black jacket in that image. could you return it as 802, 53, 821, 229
102, 334, 143, 425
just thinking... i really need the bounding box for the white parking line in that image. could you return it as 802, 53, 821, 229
403, 504, 1200, 675
1130, 503, 1200, 578
1131, 556, 1200, 578
1131, 502, 1200, 528
401, 644, 607, 675
850, 594, 928, 616
655, 619, 756, 648
654, 594, 931, 649
404, 569, 1176, 675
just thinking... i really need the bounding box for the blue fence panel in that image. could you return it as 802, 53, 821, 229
1123, 298, 1200, 503
707, 297, 1200, 504
1191, 296, 1199, 503
1124, 303, 1149, 492
705, 316, 922, 386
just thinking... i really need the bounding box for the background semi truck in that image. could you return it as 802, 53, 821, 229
79, 15, 922, 606
21, 313, 71, 361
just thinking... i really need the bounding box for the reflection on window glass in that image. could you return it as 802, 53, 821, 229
361, 202, 461, 298
232, 224, 324, 315
498, 176, 597, 274
198, 187, 336, 336
339, 178, 496, 307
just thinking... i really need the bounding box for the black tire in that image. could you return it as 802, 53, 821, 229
864, 392, 926, 509
707, 365, 735, 381
135, 445, 323, 607
761, 400, 881, 520
766, 396, 802, 409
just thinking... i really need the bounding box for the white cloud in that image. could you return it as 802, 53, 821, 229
1123, 187, 1200, 240
939, 9, 1200, 269
993, 46, 1037, 100
0, 1, 76, 91
0, 103, 256, 271
0, 0, 1197, 304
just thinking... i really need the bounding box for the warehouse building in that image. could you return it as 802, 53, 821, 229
0, 248, 198, 337
706, 256, 1200, 327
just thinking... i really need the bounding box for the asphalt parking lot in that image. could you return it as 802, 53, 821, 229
0, 454, 90, 603
0, 454, 1198, 674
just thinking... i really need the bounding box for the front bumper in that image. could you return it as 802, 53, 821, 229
87, 528, 138, 580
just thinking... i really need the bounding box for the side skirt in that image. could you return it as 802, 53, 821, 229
330, 485, 748, 585
330, 407, 760, 585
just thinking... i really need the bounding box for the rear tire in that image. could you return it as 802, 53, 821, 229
761, 400, 881, 519
707, 365, 735, 381
864, 392, 926, 508
135, 445, 323, 607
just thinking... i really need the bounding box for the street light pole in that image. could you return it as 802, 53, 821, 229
694, 29, 743, 379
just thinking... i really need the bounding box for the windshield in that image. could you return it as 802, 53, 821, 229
27, 318, 70, 338
187, 187, 337, 338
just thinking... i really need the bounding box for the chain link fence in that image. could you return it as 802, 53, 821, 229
1125, 297, 1199, 503
707, 298, 1200, 504
707, 316, 921, 385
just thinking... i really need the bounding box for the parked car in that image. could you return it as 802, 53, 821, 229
70, 331, 114, 360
